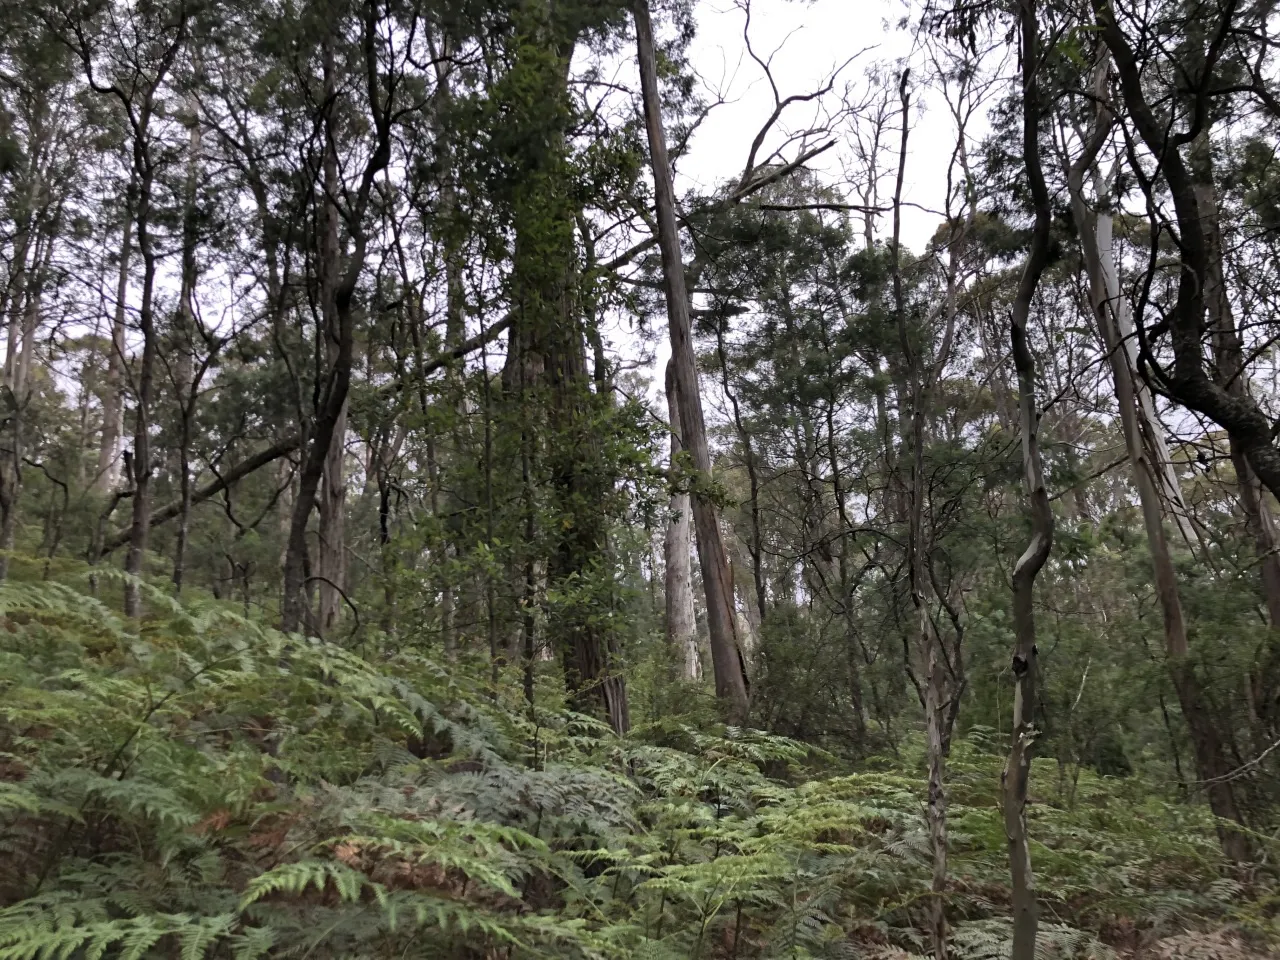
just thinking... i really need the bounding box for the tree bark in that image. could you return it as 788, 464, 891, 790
1092, 199, 1198, 547
123, 173, 159, 619
503, 5, 629, 733
1064, 100, 1251, 862
0, 224, 56, 578
281, 12, 392, 634
1194, 133, 1280, 786
95, 188, 134, 497
430, 42, 466, 654
119, 38, 188, 617
714, 313, 768, 627
1006, 5, 1055, 956
664, 358, 700, 680
889, 67, 967, 960
0, 109, 55, 578
172, 97, 202, 595
317, 398, 348, 636
2, 141, 44, 387
1094, 0, 1280, 500
634, 0, 751, 724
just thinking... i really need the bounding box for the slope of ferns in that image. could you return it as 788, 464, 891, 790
0, 576, 1274, 959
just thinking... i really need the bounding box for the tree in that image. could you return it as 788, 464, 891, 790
634, 0, 751, 724
276, 0, 394, 636
1003, 1, 1055, 954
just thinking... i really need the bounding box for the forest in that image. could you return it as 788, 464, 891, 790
1, 0, 1280, 956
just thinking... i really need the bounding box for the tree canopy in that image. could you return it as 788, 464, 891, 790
1, 0, 1280, 957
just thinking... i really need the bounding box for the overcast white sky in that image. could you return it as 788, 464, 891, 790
616, 0, 1002, 394
676, 0, 975, 251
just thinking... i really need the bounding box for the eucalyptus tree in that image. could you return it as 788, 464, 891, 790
493, 0, 662, 733
1051, 55, 1253, 858
0, 11, 82, 579
1001, 0, 1057, 953
634, 0, 750, 723
1088, 0, 1280, 503
55, 0, 196, 616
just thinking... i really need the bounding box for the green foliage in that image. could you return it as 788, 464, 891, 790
1, 580, 1275, 958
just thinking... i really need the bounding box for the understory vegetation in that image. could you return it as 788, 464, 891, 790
0, 576, 1275, 958
4, 0, 1280, 956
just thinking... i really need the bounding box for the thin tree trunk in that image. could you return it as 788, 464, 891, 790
664, 358, 699, 680
172, 99, 202, 594
1005, 6, 1055, 956
101, 11, 191, 620
432, 39, 466, 654
0, 227, 55, 578
96, 174, 136, 496
281, 17, 392, 633
889, 69, 953, 960
2, 153, 43, 387
1063, 101, 1248, 861
123, 175, 161, 619
923, 647, 950, 960
0, 146, 50, 576
317, 399, 348, 635
634, 0, 750, 723
714, 314, 768, 626
1093, 198, 1197, 546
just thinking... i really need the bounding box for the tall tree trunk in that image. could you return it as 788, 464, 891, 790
431, 39, 466, 655
312, 70, 346, 638
1006, 5, 1055, 957
1194, 132, 1280, 778
505, 6, 629, 733
96, 178, 135, 496
2, 148, 44, 387
0, 225, 55, 578
172, 98, 202, 595
123, 161, 161, 619
1092, 196, 1198, 546
889, 69, 962, 960
714, 314, 767, 626
1064, 102, 1250, 861
664, 358, 699, 680
97, 8, 192, 619
634, 0, 751, 723
0, 136, 51, 577
281, 13, 392, 633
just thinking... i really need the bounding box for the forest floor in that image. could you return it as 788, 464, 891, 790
1, 578, 1278, 959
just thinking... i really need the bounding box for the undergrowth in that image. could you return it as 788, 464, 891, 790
0, 578, 1274, 958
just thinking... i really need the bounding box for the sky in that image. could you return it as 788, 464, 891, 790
616, 0, 1001, 396
676, 0, 973, 252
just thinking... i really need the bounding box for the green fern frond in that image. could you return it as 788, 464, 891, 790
239, 860, 373, 910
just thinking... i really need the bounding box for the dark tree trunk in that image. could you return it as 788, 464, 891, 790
1095, 0, 1280, 499
1005, 5, 1055, 955
505, 6, 629, 733
281, 12, 392, 633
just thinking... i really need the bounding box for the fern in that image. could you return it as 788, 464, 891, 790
1, 579, 1276, 959
239, 861, 374, 910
